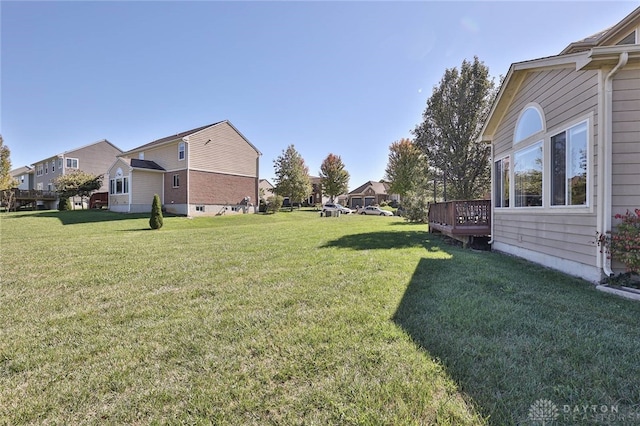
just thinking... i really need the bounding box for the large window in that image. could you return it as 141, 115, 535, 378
178, 142, 185, 161
551, 121, 587, 206
109, 168, 129, 194
514, 142, 543, 207
494, 156, 510, 208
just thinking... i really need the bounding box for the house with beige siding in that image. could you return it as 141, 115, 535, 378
31, 139, 123, 209
108, 120, 261, 216
480, 7, 640, 282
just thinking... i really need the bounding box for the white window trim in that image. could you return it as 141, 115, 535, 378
494, 155, 511, 209
514, 102, 546, 145
178, 142, 185, 161
547, 116, 591, 211
499, 112, 593, 213
66, 158, 79, 169
513, 140, 544, 208
172, 174, 180, 188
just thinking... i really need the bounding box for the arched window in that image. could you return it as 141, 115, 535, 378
514, 104, 544, 143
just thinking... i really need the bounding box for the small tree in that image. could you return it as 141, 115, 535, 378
0, 135, 18, 211
266, 195, 283, 214
149, 194, 163, 229
319, 153, 350, 202
384, 138, 428, 199
53, 170, 102, 209
58, 197, 72, 211
273, 145, 312, 210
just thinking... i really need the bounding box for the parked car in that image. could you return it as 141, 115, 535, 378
358, 206, 393, 216
322, 203, 352, 215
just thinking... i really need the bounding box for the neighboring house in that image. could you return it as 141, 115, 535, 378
308, 176, 329, 206
347, 180, 400, 209
480, 7, 640, 282
10, 166, 34, 190
32, 139, 123, 209
259, 179, 275, 201
108, 120, 261, 216
279, 176, 329, 207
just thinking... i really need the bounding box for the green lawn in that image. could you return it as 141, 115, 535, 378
1, 209, 639, 425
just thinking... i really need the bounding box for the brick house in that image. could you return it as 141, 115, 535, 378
108, 121, 261, 216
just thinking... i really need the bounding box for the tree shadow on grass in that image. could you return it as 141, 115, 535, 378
319, 230, 443, 251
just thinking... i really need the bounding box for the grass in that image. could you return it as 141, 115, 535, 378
1, 209, 640, 425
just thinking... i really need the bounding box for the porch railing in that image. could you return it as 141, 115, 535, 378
428, 199, 491, 237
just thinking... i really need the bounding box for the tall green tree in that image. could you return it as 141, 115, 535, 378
0, 135, 16, 190
413, 56, 496, 200
319, 153, 349, 202
273, 145, 312, 210
384, 138, 428, 199
0, 136, 19, 211
53, 170, 102, 209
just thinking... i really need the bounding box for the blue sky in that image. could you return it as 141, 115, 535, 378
2, 1, 637, 190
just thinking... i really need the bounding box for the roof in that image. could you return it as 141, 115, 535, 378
481, 6, 640, 142
10, 166, 33, 176
561, 7, 640, 54
124, 122, 221, 154
348, 180, 389, 195
122, 120, 261, 156
31, 139, 123, 164
130, 158, 165, 171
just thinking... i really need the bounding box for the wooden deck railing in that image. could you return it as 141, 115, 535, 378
428, 199, 491, 238
9, 189, 58, 200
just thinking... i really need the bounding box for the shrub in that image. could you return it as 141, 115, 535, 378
598, 209, 640, 274
401, 190, 430, 223
266, 195, 283, 214
149, 194, 163, 229
380, 201, 388, 207
58, 197, 72, 211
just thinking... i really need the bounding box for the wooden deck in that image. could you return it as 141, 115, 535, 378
1, 189, 57, 211
428, 199, 491, 247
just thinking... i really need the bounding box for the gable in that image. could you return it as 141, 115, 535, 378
188, 121, 260, 177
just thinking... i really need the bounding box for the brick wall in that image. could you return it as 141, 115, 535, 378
164, 170, 188, 205
189, 170, 257, 205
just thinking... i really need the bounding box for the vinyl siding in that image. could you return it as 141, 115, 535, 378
131, 170, 163, 205
65, 141, 122, 193
492, 67, 600, 269
611, 68, 640, 210
132, 141, 185, 172
189, 122, 259, 177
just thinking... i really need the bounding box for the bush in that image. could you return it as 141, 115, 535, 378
598, 209, 640, 274
149, 194, 163, 229
266, 195, 283, 214
401, 190, 430, 223
380, 201, 388, 207
258, 199, 267, 213
58, 197, 72, 211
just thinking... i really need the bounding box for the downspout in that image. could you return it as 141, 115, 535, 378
488, 142, 495, 244
183, 136, 190, 217
600, 52, 628, 277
